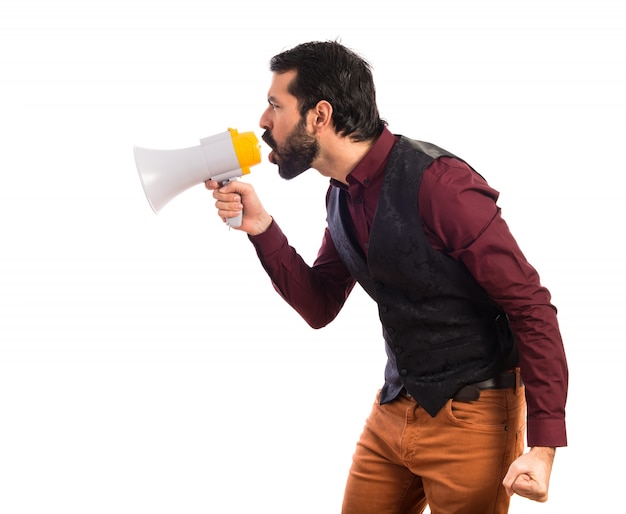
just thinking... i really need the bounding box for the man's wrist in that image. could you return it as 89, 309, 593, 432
249, 215, 274, 236
530, 446, 556, 458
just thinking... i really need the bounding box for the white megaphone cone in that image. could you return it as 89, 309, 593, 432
134, 128, 261, 227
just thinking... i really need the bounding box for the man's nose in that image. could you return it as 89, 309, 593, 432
259, 107, 273, 131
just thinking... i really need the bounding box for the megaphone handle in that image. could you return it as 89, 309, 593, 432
219, 178, 243, 228
226, 211, 243, 228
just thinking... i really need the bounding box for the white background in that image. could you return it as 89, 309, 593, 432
1, 0, 623, 512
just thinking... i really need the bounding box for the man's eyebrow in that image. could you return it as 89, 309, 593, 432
267, 96, 278, 104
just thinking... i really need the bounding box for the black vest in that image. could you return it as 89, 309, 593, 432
327, 136, 517, 416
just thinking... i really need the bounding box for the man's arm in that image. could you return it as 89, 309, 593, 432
419, 158, 568, 504
207, 179, 356, 328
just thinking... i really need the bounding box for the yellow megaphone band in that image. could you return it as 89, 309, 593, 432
229, 128, 262, 176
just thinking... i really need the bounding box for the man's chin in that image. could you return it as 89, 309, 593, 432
278, 166, 309, 181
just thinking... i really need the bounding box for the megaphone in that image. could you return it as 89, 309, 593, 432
134, 128, 261, 227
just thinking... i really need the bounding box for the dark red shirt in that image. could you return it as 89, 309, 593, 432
250, 127, 568, 447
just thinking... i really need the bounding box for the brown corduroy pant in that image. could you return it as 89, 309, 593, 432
342, 378, 525, 514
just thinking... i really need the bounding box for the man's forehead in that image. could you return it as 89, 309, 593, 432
268, 70, 296, 97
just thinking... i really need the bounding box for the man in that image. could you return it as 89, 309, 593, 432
206, 41, 568, 514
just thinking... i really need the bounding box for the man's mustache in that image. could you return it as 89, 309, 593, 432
262, 130, 277, 151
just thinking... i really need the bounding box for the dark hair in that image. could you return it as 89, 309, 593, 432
269, 41, 387, 142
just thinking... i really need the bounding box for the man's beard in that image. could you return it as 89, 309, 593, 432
262, 118, 320, 180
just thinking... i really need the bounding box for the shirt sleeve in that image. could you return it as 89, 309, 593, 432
419, 157, 568, 447
248, 218, 357, 329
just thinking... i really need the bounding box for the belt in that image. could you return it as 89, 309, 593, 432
453, 371, 521, 402
401, 371, 521, 403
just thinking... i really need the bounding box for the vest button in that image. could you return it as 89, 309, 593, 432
400, 368, 408, 376
380, 305, 388, 313
394, 346, 403, 354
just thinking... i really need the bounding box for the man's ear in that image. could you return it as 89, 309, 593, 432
309, 100, 333, 133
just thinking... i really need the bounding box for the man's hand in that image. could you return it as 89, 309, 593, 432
205, 179, 273, 236
502, 446, 555, 502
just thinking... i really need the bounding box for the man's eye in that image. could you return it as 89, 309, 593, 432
270, 103, 279, 110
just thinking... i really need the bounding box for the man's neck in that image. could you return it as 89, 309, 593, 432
314, 136, 376, 185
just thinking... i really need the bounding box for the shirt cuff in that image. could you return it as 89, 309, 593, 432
526, 417, 568, 448
248, 218, 286, 255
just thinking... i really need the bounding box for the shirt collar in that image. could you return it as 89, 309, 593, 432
330, 127, 397, 190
